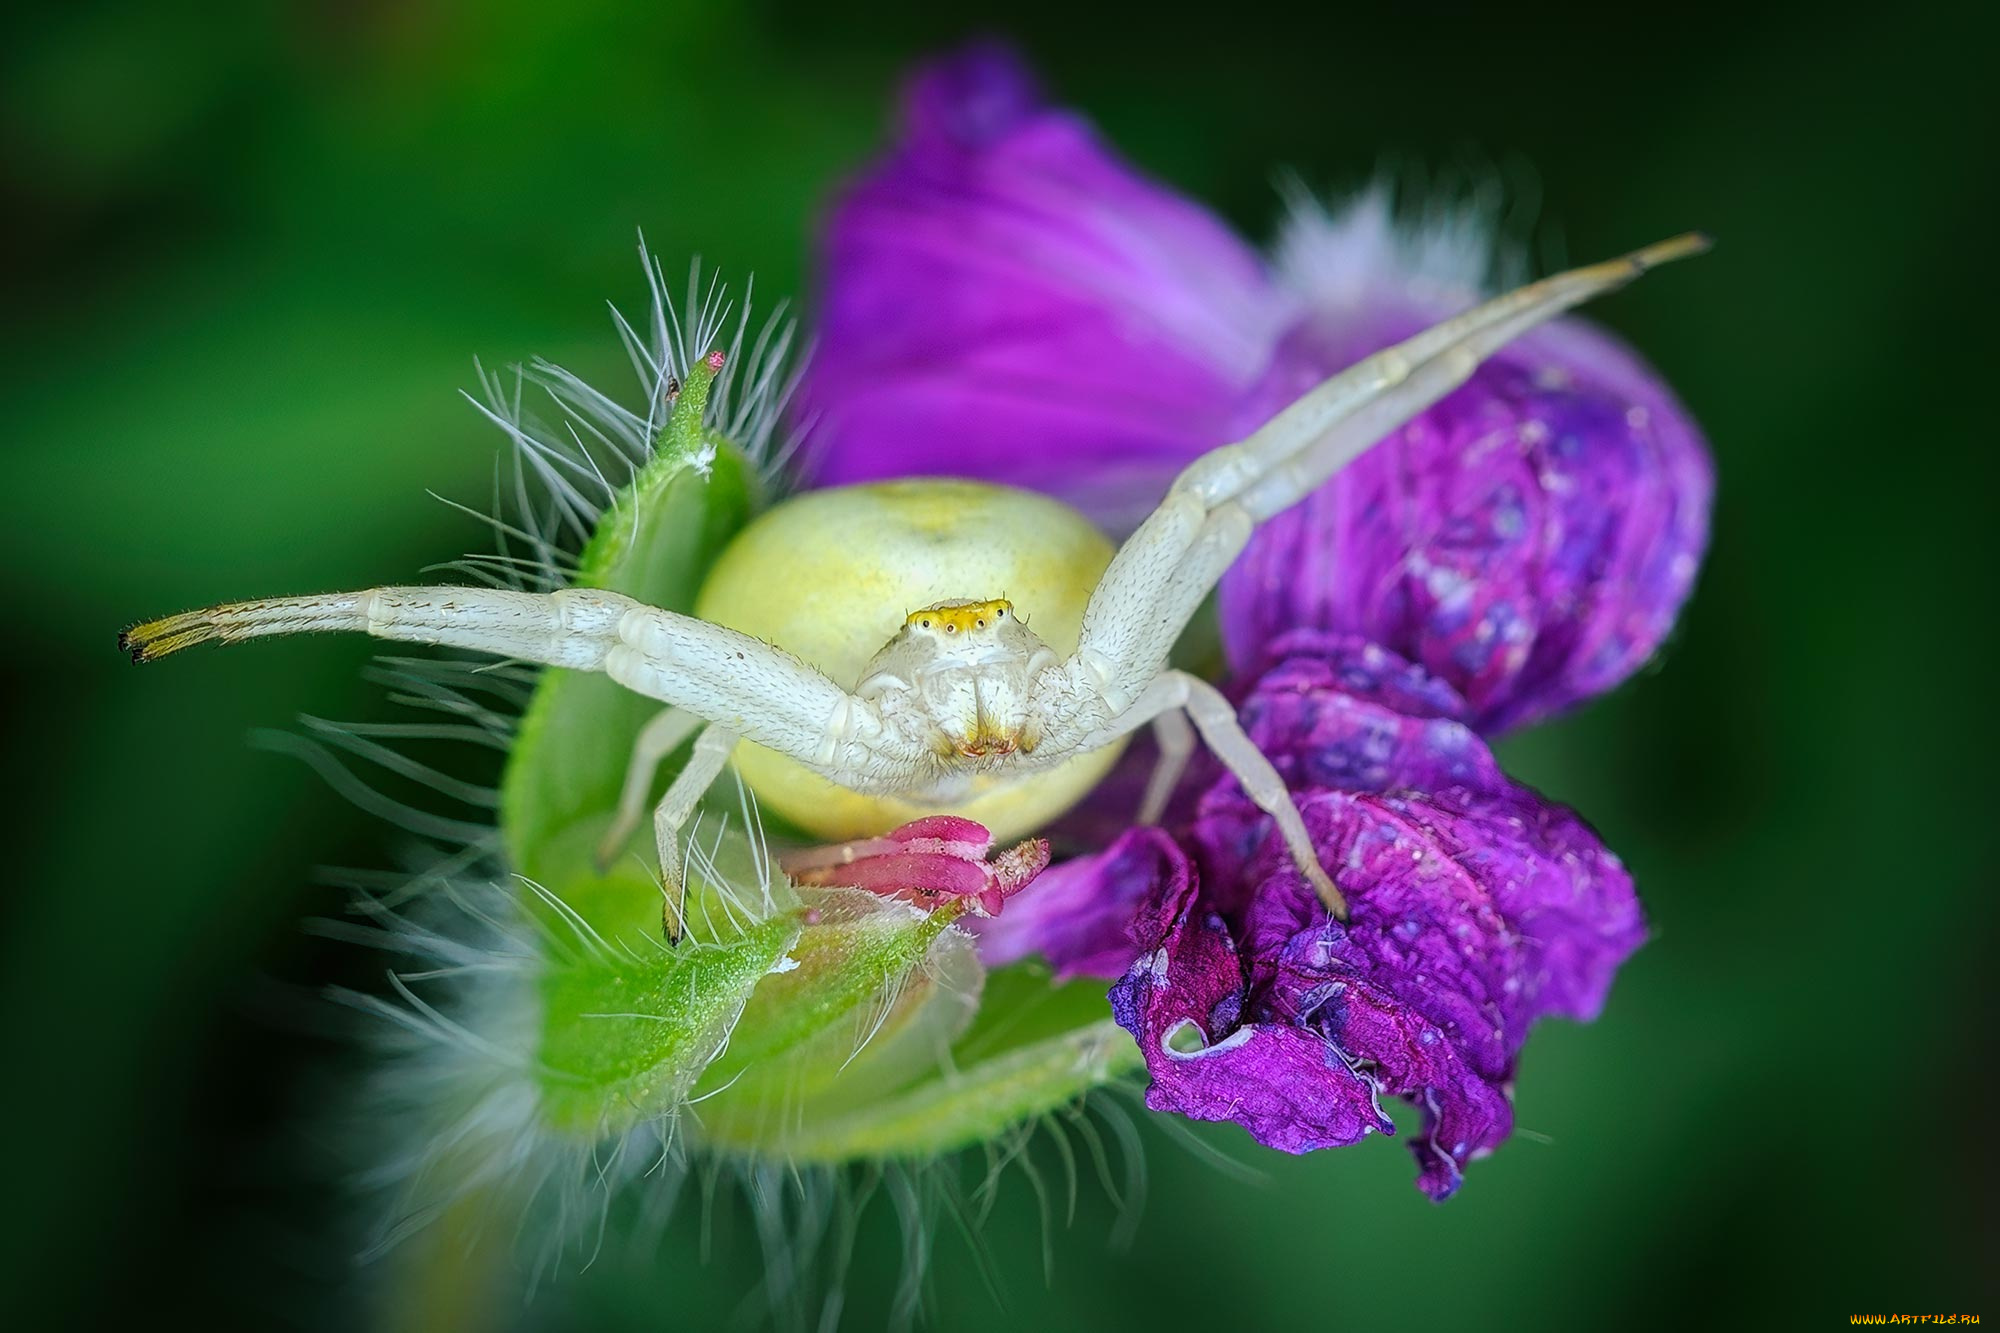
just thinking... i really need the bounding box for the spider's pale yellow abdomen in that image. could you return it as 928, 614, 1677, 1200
694, 478, 1123, 841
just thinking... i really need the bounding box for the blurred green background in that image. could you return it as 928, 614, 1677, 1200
3, 1, 1990, 1327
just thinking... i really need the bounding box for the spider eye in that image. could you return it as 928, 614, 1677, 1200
945, 624, 957, 634
994, 607, 1005, 618
974, 618, 986, 629
920, 619, 931, 629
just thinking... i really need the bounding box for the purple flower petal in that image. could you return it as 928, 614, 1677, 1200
1108, 838, 1398, 1153
799, 42, 1290, 527
975, 826, 1174, 981
1218, 295, 1713, 734
806, 73, 1711, 727
1112, 636, 1646, 1198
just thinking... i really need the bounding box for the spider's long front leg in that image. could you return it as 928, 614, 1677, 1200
1194, 231, 1710, 523
124, 586, 936, 936
1063, 232, 1710, 715
1037, 234, 1708, 919
122, 584, 872, 761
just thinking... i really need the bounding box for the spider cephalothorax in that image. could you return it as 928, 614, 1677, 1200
860, 599, 1053, 761
121, 235, 1707, 939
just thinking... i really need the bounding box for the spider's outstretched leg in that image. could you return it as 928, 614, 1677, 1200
1039, 234, 1709, 918
651, 724, 740, 942
124, 586, 936, 937
121, 585, 870, 757
1065, 233, 1710, 714
1203, 232, 1710, 523
596, 705, 705, 872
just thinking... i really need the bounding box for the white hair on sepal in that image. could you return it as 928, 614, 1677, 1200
1271, 157, 1545, 320
325, 857, 931, 1326
332, 861, 1163, 1329
452, 237, 810, 599
672, 784, 801, 950
369, 652, 538, 718
327, 860, 671, 1285
332, 867, 1144, 1326
246, 727, 502, 850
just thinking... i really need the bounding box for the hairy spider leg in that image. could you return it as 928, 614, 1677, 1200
120, 585, 930, 790
1039, 234, 1710, 916
596, 704, 705, 871
121, 586, 943, 941
1221, 232, 1710, 523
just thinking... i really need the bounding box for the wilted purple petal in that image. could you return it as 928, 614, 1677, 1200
799, 41, 1290, 527
798, 47, 1692, 1196
1112, 635, 1646, 1198
1107, 836, 1397, 1153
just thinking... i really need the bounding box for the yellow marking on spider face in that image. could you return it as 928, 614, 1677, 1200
905, 599, 1012, 634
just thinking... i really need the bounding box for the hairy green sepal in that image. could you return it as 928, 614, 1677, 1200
696, 962, 1143, 1161
500, 356, 749, 886
497, 361, 1139, 1153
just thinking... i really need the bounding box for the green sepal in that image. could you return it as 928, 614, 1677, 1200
694, 961, 1142, 1162
687, 892, 984, 1127
535, 910, 804, 1136
499, 353, 755, 939
498, 353, 791, 1134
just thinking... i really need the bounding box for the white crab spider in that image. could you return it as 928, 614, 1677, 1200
122, 234, 1706, 940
